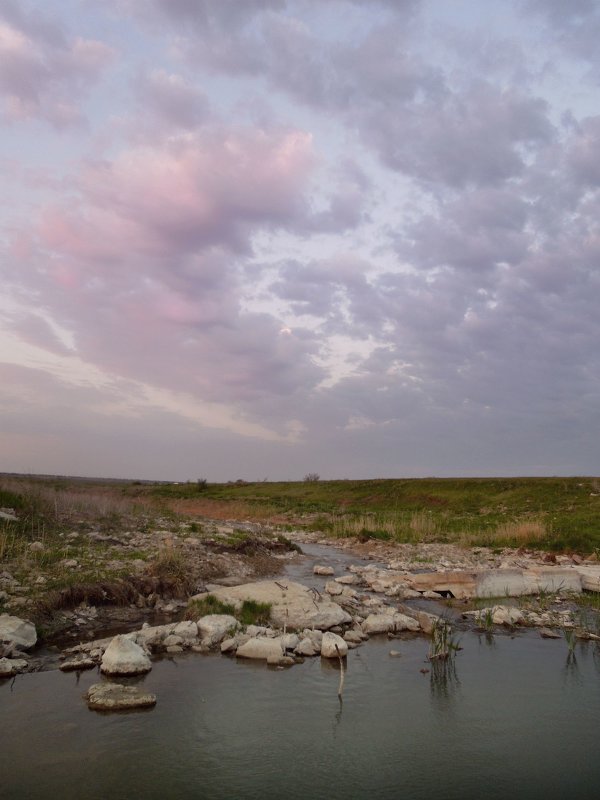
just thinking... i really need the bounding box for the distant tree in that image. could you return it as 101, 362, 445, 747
304, 472, 320, 483
197, 478, 207, 492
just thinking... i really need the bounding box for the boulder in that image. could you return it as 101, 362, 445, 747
197, 614, 239, 646
192, 581, 351, 631
86, 683, 156, 711
101, 635, 152, 676
321, 632, 348, 658
313, 566, 335, 576
0, 614, 37, 649
236, 637, 284, 661
325, 581, 343, 596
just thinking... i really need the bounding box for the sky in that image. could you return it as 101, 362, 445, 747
0, 0, 599, 482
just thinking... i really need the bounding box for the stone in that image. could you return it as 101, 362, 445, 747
236, 637, 284, 661
101, 635, 152, 676
343, 630, 363, 644
321, 631, 348, 658
0, 657, 28, 677
0, 510, 18, 522
267, 655, 295, 666
173, 620, 199, 641
86, 683, 156, 711
409, 609, 439, 635
281, 633, 299, 650
294, 638, 318, 656
166, 645, 184, 653
313, 565, 335, 576
0, 614, 37, 649
325, 581, 343, 596
29, 541, 45, 552
389, 650, 402, 657
163, 635, 183, 648
220, 637, 238, 653
60, 658, 96, 672
197, 614, 239, 646
539, 628, 561, 639
193, 581, 351, 631
362, 612, 420, 635
335, 575, 359, 585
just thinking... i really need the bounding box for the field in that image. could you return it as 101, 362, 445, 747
140, 475, 600, 552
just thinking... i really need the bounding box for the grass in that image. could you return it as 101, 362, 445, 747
186, 595, 272, 626
428, 617, 460, 662
138, 476, 600, 552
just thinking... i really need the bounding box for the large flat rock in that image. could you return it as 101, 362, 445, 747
0, 614, 37, 649
405, 567, 583, 599
192, 581, 352, 631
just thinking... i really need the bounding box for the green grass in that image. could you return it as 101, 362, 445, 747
186, 595, 272, 626
139, 476, 600, 552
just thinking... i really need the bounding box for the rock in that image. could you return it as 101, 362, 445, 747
0, 614, 37, 649
335, 575, 359, 585
194, 581, 351, 631
423, 590, 442, 599
267, 654, 295, 666
101, 635, 152, 676
86, 683, 156, 711
61, 559, 78, 569
294, 638, 318, 656
409, 609, 439, 635
60, 658, 96, 672
464, 606, 524, 626
166, 645, 183, 654
197, 614, 239, 646
362, 613, 420, 635
325, 581, 343, 596
0, 657, 28, 677
163, 635, 184, 648
236, 637, 284, 661
389, 650, 402, 657
29, 541, 45, 552
220, 637, 238, 653
0, 510, 18, 522
173, 621, 198, 641
539, 628, 561, 639
281, 633, 299, 651
313, 565, 335, 576
343, 630, 363, 644
321, 631, 348, 658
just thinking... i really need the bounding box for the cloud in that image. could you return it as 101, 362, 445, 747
0, 1, 115, 127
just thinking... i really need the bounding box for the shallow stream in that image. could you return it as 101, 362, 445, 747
3, 542, 600, 798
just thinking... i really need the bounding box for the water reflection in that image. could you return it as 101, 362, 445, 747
429, 659, 460, 698
562, 651, 581, 687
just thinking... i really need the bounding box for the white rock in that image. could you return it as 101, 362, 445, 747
197, 615, 239, 646
173, 620, 199, 641
362, 612, 420, 635
101, 635, 152, 676
194, 581, 351, 631
281, 633, 299, 650
313, 565, 335, 576
0, 657, 28, 677
236, 637, 284, 661
0, 614, 37, 649
163, 635, 183, 648
325, 581, 343, 596
295, 638, 318, 656
343, 630, 363, 644
321, 631, 348, 658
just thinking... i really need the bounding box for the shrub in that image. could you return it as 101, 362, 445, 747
304, 473, 320, 483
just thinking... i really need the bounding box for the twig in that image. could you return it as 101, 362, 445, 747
335, 644, 345, 699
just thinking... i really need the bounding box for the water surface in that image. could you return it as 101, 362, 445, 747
2, 632, 600, 799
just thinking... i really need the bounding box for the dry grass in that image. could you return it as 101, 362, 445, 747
168, 497, 279, 521
409, 511, 440, 538
493, 518, 548, 542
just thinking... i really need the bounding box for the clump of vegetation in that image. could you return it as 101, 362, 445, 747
238, 600, 272, 626
304, 473, 320, 483
185, 595, 272, 626
186, 594, 236, 619
428, 618, 460, 662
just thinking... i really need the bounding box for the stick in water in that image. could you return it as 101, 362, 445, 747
335, 644, 345, 699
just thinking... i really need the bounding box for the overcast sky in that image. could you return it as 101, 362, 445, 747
1, 0, 599, 481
